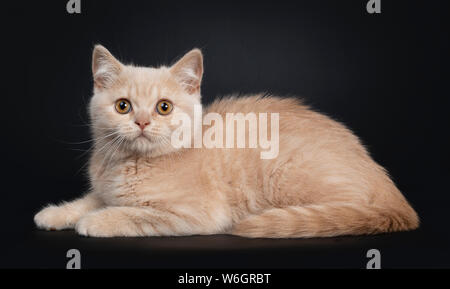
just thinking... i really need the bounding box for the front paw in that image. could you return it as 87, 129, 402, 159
75, 209, 142, 237
34, 205, 77, 230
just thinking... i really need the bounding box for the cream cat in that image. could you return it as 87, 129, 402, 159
34, 45, 419, 238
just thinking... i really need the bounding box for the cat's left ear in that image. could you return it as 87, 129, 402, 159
170, 49, 203, 95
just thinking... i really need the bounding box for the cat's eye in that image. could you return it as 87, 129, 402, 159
156, 99, 173, 115
115, 99, 132, 114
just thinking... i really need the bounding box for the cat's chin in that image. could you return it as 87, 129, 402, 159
126, 135, 175, 158
128, 135, 156, 151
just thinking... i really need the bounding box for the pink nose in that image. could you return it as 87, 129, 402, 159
135, 120, 150, 130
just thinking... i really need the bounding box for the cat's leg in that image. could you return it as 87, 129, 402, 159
231, 202, 419, 238
75, 205, 231, 237
34, 193, 104, 230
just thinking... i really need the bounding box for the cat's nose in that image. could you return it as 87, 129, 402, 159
135, 120, 150, 130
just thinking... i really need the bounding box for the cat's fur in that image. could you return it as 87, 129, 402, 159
34, 46, 419, 238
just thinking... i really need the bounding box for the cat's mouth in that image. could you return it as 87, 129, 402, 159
130, 131, 167, 150
136, 133, 150, 140
134, 132, 154, 143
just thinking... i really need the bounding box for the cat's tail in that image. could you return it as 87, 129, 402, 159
230, 202, 419, 238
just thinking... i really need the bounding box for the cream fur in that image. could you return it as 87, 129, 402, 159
34, 46, 419, 238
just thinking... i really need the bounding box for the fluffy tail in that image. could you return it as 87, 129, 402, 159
231, 202, 419, 238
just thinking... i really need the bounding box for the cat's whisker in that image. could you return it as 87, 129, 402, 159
73, 133, 122, 160
74, 158, 90, 177
97, 141, 119, 171
104, 136, 126, 169
99, 135, 126, 170
74, 134, 123, 176
69, 148, 90, 152
70, 122, 112, 129
95, 134, 123, 154
59, 131, 120, 146
74, 144, 96, 160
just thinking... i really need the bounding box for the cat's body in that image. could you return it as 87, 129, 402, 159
34, 46, 419, 238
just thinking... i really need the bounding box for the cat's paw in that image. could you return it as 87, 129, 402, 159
34, 205, 77, 230
75, 208, 142, 237
75, 213, 112, 237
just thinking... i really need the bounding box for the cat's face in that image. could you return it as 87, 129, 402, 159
89, 45, 203, 157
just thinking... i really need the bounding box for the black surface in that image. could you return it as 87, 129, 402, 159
5, 228, 449, 268
2, 0, 449, 268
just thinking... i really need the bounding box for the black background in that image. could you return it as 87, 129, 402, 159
1, 0, 449, 268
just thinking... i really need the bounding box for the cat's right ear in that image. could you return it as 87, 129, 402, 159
92, 45, 123, 89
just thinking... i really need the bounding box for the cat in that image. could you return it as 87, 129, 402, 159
34, 45, 419, 238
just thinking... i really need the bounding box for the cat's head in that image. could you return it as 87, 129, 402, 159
89, 45, 203, 158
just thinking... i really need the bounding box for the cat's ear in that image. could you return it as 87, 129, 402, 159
92, 45, 123, 89
170, 49, 203, 95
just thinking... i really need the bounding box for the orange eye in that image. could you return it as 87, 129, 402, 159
115, 99, 132, 114
156, 99, 173, 115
